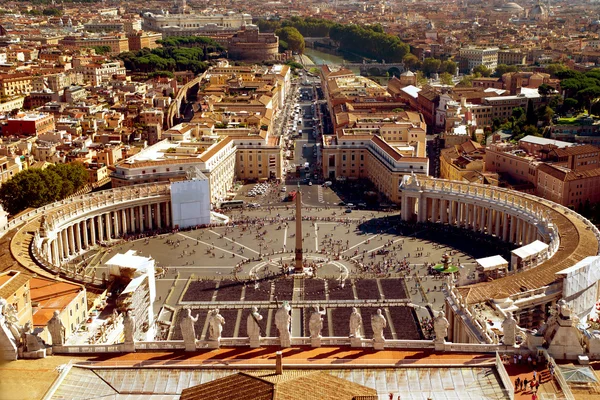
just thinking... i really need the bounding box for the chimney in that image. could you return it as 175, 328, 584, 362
275, 351, 283, 374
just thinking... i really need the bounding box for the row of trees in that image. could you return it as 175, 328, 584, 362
156, 36, 223, 52
0, 163, 88, 215
117, 47, 209, 75
275, 27, 305, 54
329, 24, 409, 63
257, 16, 336, 37
257, 17, 410, 62
558, 69, 600, 114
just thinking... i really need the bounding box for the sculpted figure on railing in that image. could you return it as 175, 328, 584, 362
309, 306, 326, 339
502, 312, 518, 346
371, 308, 387, 343
207, 308, 225, 341
247, 306, 263, 345
48, 310, 66, 346
433, 311, 449, 344
275, 301, 292, 347
123, 310, 135, 344
349, 307, 362, 338
181, 309, 199, 351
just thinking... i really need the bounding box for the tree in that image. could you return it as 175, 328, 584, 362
0, 163, 88, 216
440, 60, 457, 75
538, 105, 554, 125
439, 72, 454, 86
526, 100, 538, 126
472, 64, 491, 77
90, 45, 112, 55
456, 75, 474, 87
403, 54, 420, 71
42, 8, 62, 16
493, 64, 518, 77
422, 58, 441, 77
512, 107, 525, 121
538, 83, 555, 99
562, 98, 579, 113
275, 27, 305, 54
416, 71, 428, 87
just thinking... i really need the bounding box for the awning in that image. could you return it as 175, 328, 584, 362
511, 240, 549, 260
476, 255, 509, 271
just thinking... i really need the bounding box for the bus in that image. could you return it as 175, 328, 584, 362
219, 200, 244, 209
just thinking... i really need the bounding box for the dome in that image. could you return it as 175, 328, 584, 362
529, 3, 547, 16
502, 2, 524, 11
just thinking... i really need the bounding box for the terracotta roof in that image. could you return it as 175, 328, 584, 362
552, 144, 599, 158
180, 371, 376, 400
181, 372, 273, 400
198, 136, 233, 162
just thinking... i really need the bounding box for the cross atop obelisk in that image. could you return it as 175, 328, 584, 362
294, 185, 303, 273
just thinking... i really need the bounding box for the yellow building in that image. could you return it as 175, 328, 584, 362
30, 278, 87, 344
0, 270, 33, 328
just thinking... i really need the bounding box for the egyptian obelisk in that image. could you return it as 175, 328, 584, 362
294, 188, 303, 273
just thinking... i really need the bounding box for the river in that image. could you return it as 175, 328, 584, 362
303, 48, 360, 74
303, 47, 390, 85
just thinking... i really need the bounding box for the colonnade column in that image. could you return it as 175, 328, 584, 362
450, 201, 456, 226
156, 202, 162, 229
90, 216, 96, 245
509, 217, 516, 244
441, 200, 448, 224
113, 211, 119, 238
139, 206, 144, 232
75, 222, 82, 252
83, 219, 89, 249
147, 204, 153, 231
495, 211, 502, 238
121, 209, 127, 235
165, 202, 171, 227
479, 207, 486, 232
68, 225, 76, 256
98, 214, 104, 242
129, 207, 135, 233
105, 213, 112, 240
502, 213, 509, 242
432, 198, 438, 223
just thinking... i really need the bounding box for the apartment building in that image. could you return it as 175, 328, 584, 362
497, 50, 527, 65
75, 61, 127, 86
0, 73, 33, 97
458, 47, 499, 73
59, 35, 129, 56
3, 113, 55, 137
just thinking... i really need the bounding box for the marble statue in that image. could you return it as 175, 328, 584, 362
502, 312, 518, 346
181, 309, 198, 350
433, 311, 449, 343
349, 307, 362, 338
247, 306, 263, 342
309, 306, 326, 339
275, 301, 292, 346
371, 309, 387, 342
22, 322, 43, 352
207, 309, 225, 341
47, 310, 66, 346
123, 311, 135, 344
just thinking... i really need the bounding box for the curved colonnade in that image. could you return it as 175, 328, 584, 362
400, 175, 600, 304
5, 183, 173, 286
1, 177, 599, 304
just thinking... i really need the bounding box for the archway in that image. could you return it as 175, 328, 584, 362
387, 67, 402, 78
367, 67, 381, 76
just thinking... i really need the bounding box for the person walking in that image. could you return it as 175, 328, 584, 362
523, 378, 529, 392
515, 377, 521, 392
